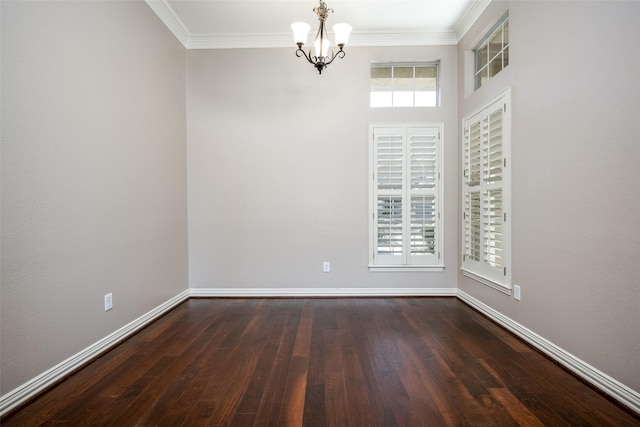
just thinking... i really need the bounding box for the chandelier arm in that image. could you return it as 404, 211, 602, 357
322, 48, 346, 67
295, 47, 316, 65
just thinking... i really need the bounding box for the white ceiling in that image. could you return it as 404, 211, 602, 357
146, 0, 491, 49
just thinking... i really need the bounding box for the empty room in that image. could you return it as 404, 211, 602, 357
1, 0, 639, 425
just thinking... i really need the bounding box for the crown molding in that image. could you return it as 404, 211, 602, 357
350, 31, 459, 47
186, 31, 459, 50
454, 0, 492, 42
146, 0, 482, 50
146, 0, 190, 48
187, 33, 291, 50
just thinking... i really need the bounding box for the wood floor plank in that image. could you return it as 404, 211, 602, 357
336, 303, 377, 426
279, 355, 309, 426
2, 298, 638, 427
253, 301, 301, 425
488, 387, 546, 427
291, 301, 312, 356
302, 383, 326, 427
323, 329, 348, 427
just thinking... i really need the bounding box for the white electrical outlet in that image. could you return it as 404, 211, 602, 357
104, 293, 113, 311
323, 261, 330, 272
513, 285, 521, 301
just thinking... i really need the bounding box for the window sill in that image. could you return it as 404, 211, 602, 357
369, 265, 445, 272
461, 268, 511, 295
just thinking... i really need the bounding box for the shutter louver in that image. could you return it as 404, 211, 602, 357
465, 191, 482, 262
465, 121, 482, 186
410, 134, 437, 190
410, 195, 436, 254
377, 196, 403, 255
376, 135, 403, 191
484, 189, 503, 268
485, 110, 503, 183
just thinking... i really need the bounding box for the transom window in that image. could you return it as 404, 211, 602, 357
370, 63, 439, 108
474, 13, 509, 90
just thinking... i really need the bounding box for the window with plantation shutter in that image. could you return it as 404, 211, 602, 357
462, 88, 511, 292
370, 125, 443, 270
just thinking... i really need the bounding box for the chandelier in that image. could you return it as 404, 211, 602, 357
291, 1, 352, 74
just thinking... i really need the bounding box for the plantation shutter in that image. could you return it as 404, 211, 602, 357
462, 89, 510, 288
372, 126, 441, 267
408, 130, 438, 264
374, 130, 405, 264
464, 121, 482, 186
464, 191, 481, 262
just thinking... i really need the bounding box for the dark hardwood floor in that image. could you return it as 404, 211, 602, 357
2, 298, 638, 426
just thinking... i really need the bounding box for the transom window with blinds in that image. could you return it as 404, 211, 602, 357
462, 88, 511, 292
370, 63, 439, 108
369, 125, 444, 270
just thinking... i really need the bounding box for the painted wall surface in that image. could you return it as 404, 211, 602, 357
0, 1, 188, 393
457, 1, 640, 391
3, 0, 639, 409
187, 45, 459, 291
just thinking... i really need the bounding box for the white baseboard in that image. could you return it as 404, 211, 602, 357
456, 289, 640, 415
0, 289, 190, 417
189, 287, 457, 297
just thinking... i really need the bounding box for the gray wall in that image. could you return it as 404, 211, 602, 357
458, 0, 640, 391
2, 0, 639, 406
186, 45, 459, 291
1, 1, 188, 393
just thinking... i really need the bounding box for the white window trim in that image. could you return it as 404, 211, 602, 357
461, 88, 511, 292
368, 123, 445, 272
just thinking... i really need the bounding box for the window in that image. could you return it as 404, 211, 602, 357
370, 63, 439, 108
474, 13, 509, 90
369, 125, 443, 270
462, 88, 511, 292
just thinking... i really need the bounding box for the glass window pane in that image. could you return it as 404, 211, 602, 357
371, 67, 392, 91
371, 91, 392, 108
476, 45, 488, 71
393, 91, 413, 107
503, 19, 509, 45
488, 28, 503, 60
393, 67, 414, 92
489, 57, 503, 77
504, 43, 509, 68
415, 91, 436, 107
415, 66, 437, 91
